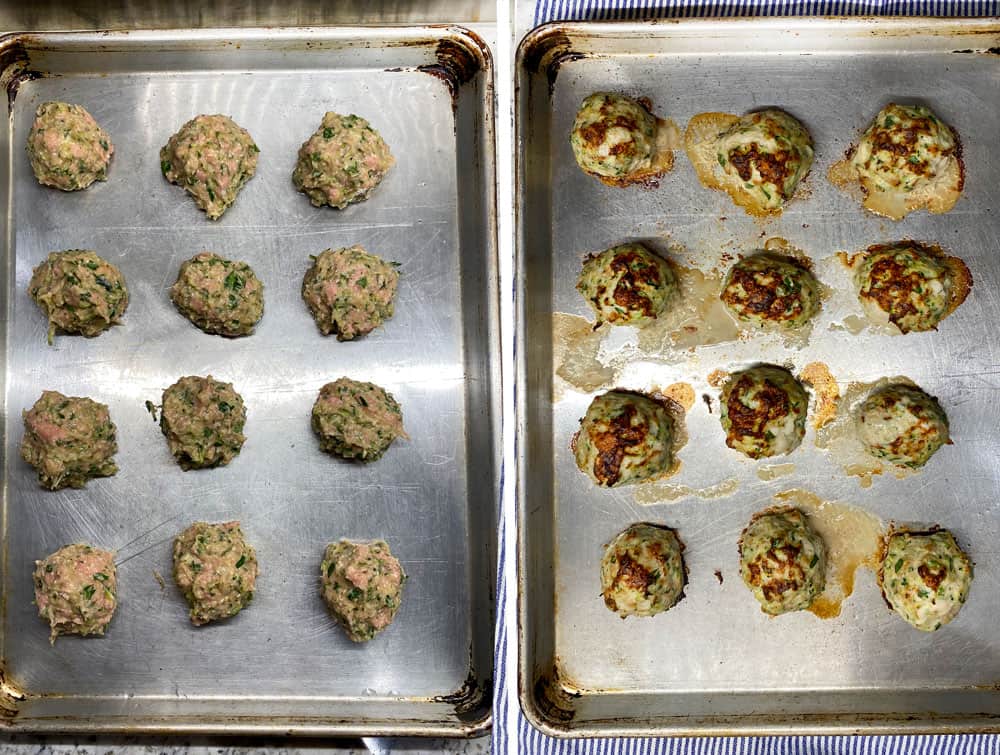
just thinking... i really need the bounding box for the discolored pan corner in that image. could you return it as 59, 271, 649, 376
433, 666, 490, 722
0, 35, 44, 112
0, 665, 26, 718
417, 34, 487, 105
532, 666, 581, 727
518, 27, 587, 94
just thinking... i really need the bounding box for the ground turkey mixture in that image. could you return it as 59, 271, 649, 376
171, 252, 264, 337
301, 246, 399, 340
311, 378, 406, 462
600, 523, 686, 618
739, 506, 826, 615
160, 114, 259, 220
856, 383, 949, 468
320, 539, 405, 642
720, 365, 809, 459
292, 112, 394, 209
173, 521, 258, 626
576, 242, 678, 328
721, 252, 821, 329
29, 250, 128, 343
159, 376, 246, 469
685, 108, 813, 216
879, 528, 972, 632
854, 242, 969, 334
34, 543, 117, 643
569, 92, 677, 187
22, 390, 117, 490
572, 390, 675, 487
26, 101, 114, 191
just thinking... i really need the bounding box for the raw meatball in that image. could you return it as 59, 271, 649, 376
320, 539, 405, 642
170, 252, 264, 337
685, 108, 814, 216
720, 365, 808, 459
570, 92, 678, 187
879, 529, 972, 632
856, 383, 949, 468
831, 103, 963, 220
26, 101, 113, 191
311, 378, 406, 462
301, 246, 399, 340
721, 252, 821, 329
854, 242, 971, 334
160, 114, 259, 220
572, 390, 675, 487
34, 543, 117, 643
576, 242, 678, 327
159, 376, 246, 470
739, 506, 826, 615
21, 391, 117, 490
173, 521, 258, 626
29, 250, 128, 343
600, 523, 685, 618
292, 112, 394, 209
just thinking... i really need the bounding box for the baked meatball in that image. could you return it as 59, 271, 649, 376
854, 242, 971, 334
572, 390, 675, 487
160, 114, 259, 220
721, 252, 821, 329
33, 543, 117, 643
29, 250, 128, 343
720, 365, 808, 459
21, 391, 117, 490
831, 103, 963, 220
570, 92, 677, 187
685, 108, 814, 216
320, 539, 406, 642
26, 101, 113, 191
159, 376, 246, 470
173, 521, 258, 626
170, 252, 264, 337
600, 523, 685, 618
301, 246, 399, 340
576, 242, 678, 327
879, 529, 972, 632
311, 378, 406, 462
739, 506, 826, 615
856, 383, 949, 468
292, 112, 394, 209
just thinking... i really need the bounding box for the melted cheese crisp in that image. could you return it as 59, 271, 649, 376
880, 529, 972, 632
685, 109, 814, 216
600, 522, 685, 618
570, 92, 680, 187
829, 103, 964, 220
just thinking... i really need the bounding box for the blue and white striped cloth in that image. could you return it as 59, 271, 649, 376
533, 0, 999, 24
497, 3, 1000, 753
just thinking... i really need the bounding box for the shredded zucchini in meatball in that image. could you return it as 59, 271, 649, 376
173, 521, 258, 626
600, 523, 686, 618
321, 539, 406, 642
159, 376, 247, 470
311, 378, 406, 462
26, 101, 113, 191
171, 252, 264, 337
34, 543, 117, 643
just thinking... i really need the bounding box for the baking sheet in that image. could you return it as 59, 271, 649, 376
0, 26, 498, 737
516, 18, 1000, 737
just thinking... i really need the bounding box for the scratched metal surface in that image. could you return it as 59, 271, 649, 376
516, 19, 1000, 736
0, 27, 498, 736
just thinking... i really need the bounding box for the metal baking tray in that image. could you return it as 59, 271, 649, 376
516, 18, 1000, 737
0, 26, 498, 737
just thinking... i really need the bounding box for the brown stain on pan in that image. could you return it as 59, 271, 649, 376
1, 36, 44, 112
0, 666, 26, 717
518, 28, 587, 93
433, 665, 488, 718
533, 665, 580, 724
417, 38, 481, 106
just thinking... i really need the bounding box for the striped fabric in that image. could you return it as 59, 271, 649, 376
498, 5, 1000, 752
534, 0, 1000, 23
